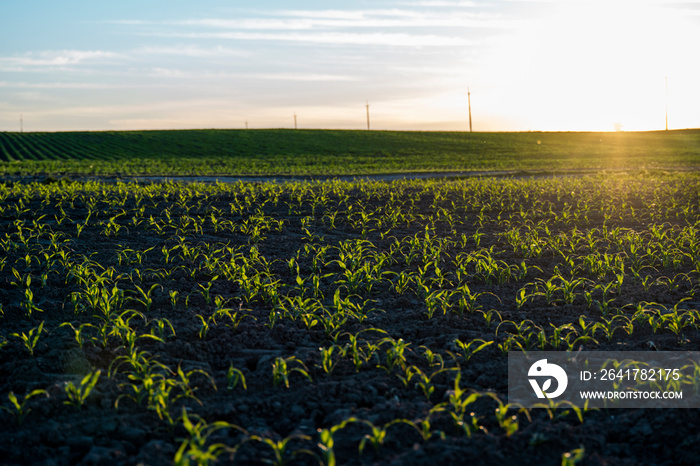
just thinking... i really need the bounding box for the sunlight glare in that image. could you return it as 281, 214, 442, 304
477, 1, 697, 131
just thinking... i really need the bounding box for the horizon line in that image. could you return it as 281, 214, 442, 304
4, 127, 698, 134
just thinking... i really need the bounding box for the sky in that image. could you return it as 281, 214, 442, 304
1, 0, 699, 132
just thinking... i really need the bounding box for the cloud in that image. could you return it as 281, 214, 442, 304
0, 50, 120, 68
144, 31, 475, 47
140, 69, 361, 82
151, 9, 510, 30
146, 68, 189, 78
136, 45, 249, 58
0, 81, 120, 89
108, 7, 516, 53
394, 1, 478, 5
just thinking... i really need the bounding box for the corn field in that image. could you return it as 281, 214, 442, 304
1, 172, 700, 464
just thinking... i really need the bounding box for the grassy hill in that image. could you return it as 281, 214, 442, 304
0, 128, 699, 176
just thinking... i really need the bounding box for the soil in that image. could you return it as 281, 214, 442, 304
1, 174, 700, 465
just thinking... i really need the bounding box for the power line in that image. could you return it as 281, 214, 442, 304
365, 101, 370, 131
665, 76, 668, 132
467, 88, 472, 132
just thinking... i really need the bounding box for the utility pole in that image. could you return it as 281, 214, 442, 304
245, 121, 248, 130
468, 88, 473, 132
20, 114, 23, 133
294, 113, 297, 130
665, 76, 668, 131
365, 101, 370, 131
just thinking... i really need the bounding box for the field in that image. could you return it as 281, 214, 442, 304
1, 130, 700, 465
1, 129, 700, 177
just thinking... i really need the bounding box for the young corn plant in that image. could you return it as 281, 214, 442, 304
212, 297, 251, 331
478, 309, 502, 328
272, 356, 313, 388
485, 392, 531, 438
562, 446, 586, 466
110, 310, 162, 354
444, 373, 483, 437
1, 389, 48, 425
169, 290, 180, 309
318, 345, 346, 376
152, 366, 216, 425
11, 321, 44, 356
174, 408, 243, 466
332, 289, 378, 324
382, 406, 447, 446
197, 277, 218, 306
557, 275, 588, 304
515, 286, 536, 310
358, 419, 396, 454
377, 337, 411, 374
393, 271, 412, 295
535, 277, 563, 305
410, 366, 459, 400
11, 268, 43, 319
64, 370, 101, 410
421, 345, 447, 370
342, 329, 385, 373
226, 364, 247, 391
532, 398, 587, 423
597, 315, 632, 342
454, 285, 497, 315
248, 433, 314, 466
128, 283, 162, 313
195, 314, 213, 339
148, 317, 176, 340
317, 417, 361, 466
424, 289, 453, 319
59, 322, 97, 348
592, 281, 617, 316
452, 338, 493, 364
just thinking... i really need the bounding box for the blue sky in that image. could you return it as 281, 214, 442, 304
2, 0, 699, 132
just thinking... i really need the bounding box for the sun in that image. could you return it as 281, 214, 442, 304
478, 1, 699, 131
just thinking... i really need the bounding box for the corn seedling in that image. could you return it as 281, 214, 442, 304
377, 337, 411, 373
424, 289, 453, 318
59, 321, 97, 348
396, 405, 447, 443
11, 321, 44, 356
444, 373, 482, 436
358, 420, 395, 454
420, 345, 445, 369
272, 356, 312, 388
561, 446, 586, 466
342, 328, 385, 372
196, 314, 212, 339
1, 389, 48, 425
318, 345, 346, 376
174, 408, 243, 466
247, 433, 314, 466
64, 370, 101, 410
317, 417, 361, 466
149, 317, 176, 340
410, 365, 459, 400
478, 309, 502, 328
484, 392, 531, 437
452, 338, 493, 363
226, 364, 247, 391
128, 283, 162, 312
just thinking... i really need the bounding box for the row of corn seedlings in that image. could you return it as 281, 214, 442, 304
1, 173, 699, 464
